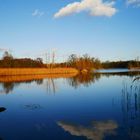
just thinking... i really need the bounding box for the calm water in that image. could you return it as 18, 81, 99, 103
0, 70, 140, 140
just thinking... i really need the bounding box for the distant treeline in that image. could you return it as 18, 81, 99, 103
0, 51, 139, 70
0, 52, 101, 70
102, 60, 140, 69
0, 51, 45, 68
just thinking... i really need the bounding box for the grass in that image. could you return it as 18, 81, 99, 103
0, 68, 79, 76
0, 73, 78, 82
0, 68, 79, 82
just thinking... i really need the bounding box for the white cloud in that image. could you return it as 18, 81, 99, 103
127, 0, 140, 7
32, 9, 44, 17
54, 0, 117, 18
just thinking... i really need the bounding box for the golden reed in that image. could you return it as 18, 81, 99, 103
0, 68, 79, 82
0, 68, 79, 76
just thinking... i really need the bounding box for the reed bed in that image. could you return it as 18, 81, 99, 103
0, 68, 79, 76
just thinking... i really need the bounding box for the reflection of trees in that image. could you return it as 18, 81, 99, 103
35, 79, 43, 85
67, 72, 140, 89
0, 77, 57, 95
58, 120, 118, 140
67, 73, 101, 88
0, 79, 44, 94
45, 78, 57, 94
2, 82, 15, 94
121, 76, 140, 139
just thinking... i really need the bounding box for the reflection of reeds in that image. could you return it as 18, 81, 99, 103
45, 78, 57, 94
122, 78, 140, 121
0, 78, 58, 94
0, 73, 77, 94
0, 68, 78, 76
121, 76, 140, 138
133, 76, 140, 83
0, 73, 78, 83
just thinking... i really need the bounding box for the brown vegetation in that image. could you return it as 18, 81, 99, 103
0, 72, 78, 82
0, 51, 139, 72
66, 54, 101, 71
0, 68, 79, 76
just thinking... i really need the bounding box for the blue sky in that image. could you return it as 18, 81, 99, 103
0, 0, 140, 62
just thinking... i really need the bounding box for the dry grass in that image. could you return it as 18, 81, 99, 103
0, 68, 79, 76
0, 68, 79, 82
0, 73, 78, 82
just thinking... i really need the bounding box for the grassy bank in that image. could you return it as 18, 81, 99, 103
0, 68, 79, 76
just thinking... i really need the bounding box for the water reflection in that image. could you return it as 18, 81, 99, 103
0, 71, 139, 140
0, 73, 101, 94
45, 78, 57, 94
67, 71, 140, 88
0, 82, 15, 94
58, 120, 118, 140
122, 76, 140, 120
67, 73, 101, 88
0, 79, 43, 94
121, 76, 140, 139
0, 72, 139, 94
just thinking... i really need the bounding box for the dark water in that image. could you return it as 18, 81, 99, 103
0, 70, 140, 140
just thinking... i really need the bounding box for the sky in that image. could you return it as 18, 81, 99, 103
0, 0, 140, 62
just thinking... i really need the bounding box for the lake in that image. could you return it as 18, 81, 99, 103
0, 70, 140, 140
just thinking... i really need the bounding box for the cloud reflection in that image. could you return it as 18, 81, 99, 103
58, 120, 118, 140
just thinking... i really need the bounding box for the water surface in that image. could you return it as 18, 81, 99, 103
0, 70, 140, 140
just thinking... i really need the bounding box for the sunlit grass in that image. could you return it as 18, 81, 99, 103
0, 68, 78, 76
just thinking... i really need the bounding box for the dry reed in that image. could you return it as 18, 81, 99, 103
0, 68, 79, 76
